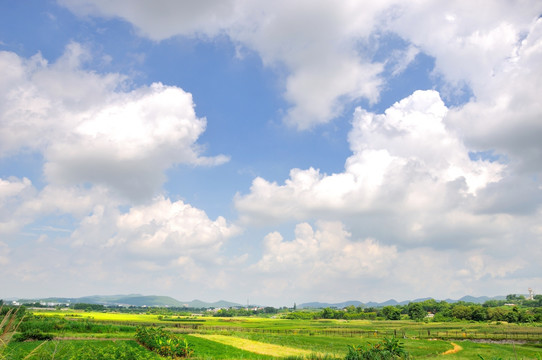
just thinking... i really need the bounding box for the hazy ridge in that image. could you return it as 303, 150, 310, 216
14, 294, 242, 308
9, 294, 507, 308
299, 295, 507, 309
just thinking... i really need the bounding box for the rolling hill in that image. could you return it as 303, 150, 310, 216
19, 295, 242, 308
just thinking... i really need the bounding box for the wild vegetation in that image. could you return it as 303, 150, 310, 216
3, 340, 161, 359
1, 296, 541, 359
0, 306, 25, 351
345, 337, 410, 360
135, 326, 193, 358
287, 296, 542, 323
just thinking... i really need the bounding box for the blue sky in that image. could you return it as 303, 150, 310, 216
1, 0, 542, 306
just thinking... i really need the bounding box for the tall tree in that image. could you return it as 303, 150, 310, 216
407, 303, 426, 321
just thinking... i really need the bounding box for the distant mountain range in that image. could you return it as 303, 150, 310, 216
299, 295, 506, 309
14, 294, 242, 308
8, 294, 508, 308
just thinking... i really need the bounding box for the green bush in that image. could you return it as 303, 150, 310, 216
136, 326, 193, 358
13, 329, 54, 341
285, 311, 316, 320
345, 337, 410, 360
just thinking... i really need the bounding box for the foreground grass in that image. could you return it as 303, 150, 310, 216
186, 335, 276, 359
432, 340, 542, 359
220, 332, 449, 358
193, 334, 318, 357
3, 337, 541, 360
2, 340, 162, 360
209, 332, 542, 359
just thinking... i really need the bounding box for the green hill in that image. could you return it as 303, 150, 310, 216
20, 295, 242, 308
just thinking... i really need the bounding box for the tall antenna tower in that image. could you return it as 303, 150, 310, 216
528, 288, 534, 300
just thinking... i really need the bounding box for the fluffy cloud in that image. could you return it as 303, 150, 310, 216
2, 193, 240, 295
250, 221, 530, 303
58, 0, 238, 39
0, 44, 121, 155
0, 42, 237, 290
0, 177, 117, 239
4, 0, 541, 303
256, 221, 397, 277
0, 43, 228, 202
60, 0, 396, 128
0, 177, 35, 234
110, 196, 239, 261
43, 82, 229, 201
388, 1, 541, 92
229, 1, 391, 128
235, 90, 504, 241
387, 2, 542, 175
381, 246, 527, 301
0, 177, 32, 200
62, 195, 239, 280
58, 0, 542, 131
445, 17, 542, 174
236, 84, 541, 301
18, 185, 111, 220
250, 221, 396, 302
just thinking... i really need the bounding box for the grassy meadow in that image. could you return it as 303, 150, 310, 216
1, 309, 541, 359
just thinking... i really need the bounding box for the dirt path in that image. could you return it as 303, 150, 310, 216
441, 342, 462, 355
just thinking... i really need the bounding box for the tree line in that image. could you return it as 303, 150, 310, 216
286, 295, 542, 323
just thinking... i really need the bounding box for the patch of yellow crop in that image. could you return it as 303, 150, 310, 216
193, 334, 313, 357
31, 310, 160, 323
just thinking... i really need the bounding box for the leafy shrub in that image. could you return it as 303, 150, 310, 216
285, 312, 316, 320
136, 326, 193, 358
13, 329, 54, 341
345, 337, 410, 360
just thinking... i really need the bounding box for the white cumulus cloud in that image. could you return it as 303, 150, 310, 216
0, 43, 228, 201
111, 196, 239, 260
0, 177, 35, 234
235, 90, 504, 236
445, 17, 542, 174
248, 221, 529, 303
0, 177, 32, 200
256, 221, 397, 277
388, 1, 541, 93
59, 0, 396, 129
58, 0, 542, 132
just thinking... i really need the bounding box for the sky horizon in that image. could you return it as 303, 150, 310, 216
1, 1, 541, 307
5, 293, 512, 307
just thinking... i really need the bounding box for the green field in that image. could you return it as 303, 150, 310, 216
2, 310, 542, 359
2, 340, 162, 360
